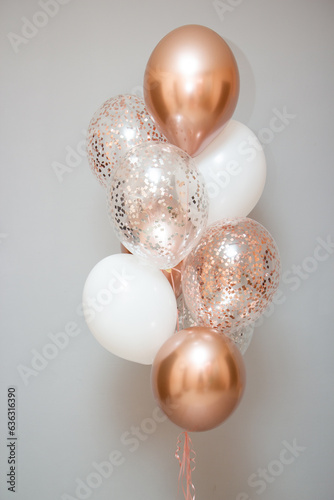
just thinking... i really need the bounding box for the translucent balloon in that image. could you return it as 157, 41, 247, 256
86, 94, 167, 186
82, 254, 177, 364
177, 293, 196, 331
182, 218, 281, 333
177, 293, 254, 354
108, 142, 209, 269
228, 324, 254, 355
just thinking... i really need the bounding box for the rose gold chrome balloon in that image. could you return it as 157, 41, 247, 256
144, 25, 239, 157
151, 327, 245, 432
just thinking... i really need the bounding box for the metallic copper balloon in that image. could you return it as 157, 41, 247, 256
151, 327, 245, 432
144, 25, 239, 157
120, 244, 183, 298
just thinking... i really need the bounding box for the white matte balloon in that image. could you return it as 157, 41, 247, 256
196, 120, 266, 225
82, 254, 177, 364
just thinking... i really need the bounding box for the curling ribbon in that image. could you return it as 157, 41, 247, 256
176, 306, 180, 333
169, 266, 182, 332
175, 431, 196, 500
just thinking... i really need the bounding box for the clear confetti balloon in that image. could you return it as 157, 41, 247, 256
86, 94, 167, 186
108, 142, 209, 269
177, 293, 254, 354
177, 293, 196, 330
228, 323, 254, 355
182, 217, 281, 333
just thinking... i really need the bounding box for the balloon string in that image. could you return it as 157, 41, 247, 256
170, 268, 177, 295
170, 268, 180, 332
175, 431, 196, 500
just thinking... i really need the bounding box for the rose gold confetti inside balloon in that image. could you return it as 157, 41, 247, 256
151, 326, 246, 432
108, 142, 208, 270
176, 293, 254, 354
182, 218, 281, 333
86, 94, 167, 186
162, 262, 183, 298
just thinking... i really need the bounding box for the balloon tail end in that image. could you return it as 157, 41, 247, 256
175, 431, 196, 500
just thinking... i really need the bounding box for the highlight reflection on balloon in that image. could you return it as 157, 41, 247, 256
151, 327, 246, 431
182, 218, 281, 333
108, 142, 208, 269
144, 25, 239, 157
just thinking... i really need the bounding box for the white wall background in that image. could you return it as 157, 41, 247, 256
1, 0, 334, 499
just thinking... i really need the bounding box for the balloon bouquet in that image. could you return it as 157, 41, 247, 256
83, 25, 280, 499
